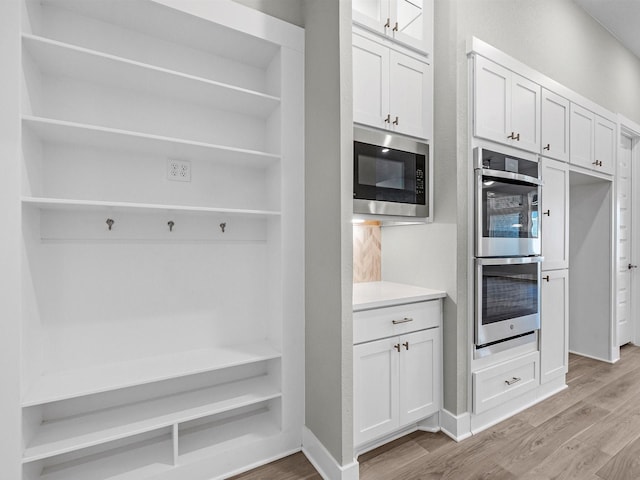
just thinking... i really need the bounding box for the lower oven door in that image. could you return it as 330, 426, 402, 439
475, 256, 542, 346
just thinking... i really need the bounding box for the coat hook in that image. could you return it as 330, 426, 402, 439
168, 220, 175, 232
106, 218, 114, 231
219, 222, 226, 233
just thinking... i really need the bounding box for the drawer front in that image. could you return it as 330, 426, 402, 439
354, 300, 441, 344
473, 351, 539, 414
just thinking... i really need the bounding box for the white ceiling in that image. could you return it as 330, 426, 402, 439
574, 0, 640, 59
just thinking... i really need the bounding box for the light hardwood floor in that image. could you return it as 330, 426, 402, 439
230, 344, 640, 479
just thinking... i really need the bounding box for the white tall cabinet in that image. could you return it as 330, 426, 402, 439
14, 1, 304, 479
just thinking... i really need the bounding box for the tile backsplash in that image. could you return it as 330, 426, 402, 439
353, 223, 381, 283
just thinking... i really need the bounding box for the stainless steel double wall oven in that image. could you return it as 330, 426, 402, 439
474, 147, 543, 352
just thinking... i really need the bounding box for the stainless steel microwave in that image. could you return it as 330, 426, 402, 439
353, 127, 429, 218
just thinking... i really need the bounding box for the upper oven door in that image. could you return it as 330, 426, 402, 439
353, 128, 428, 217
476, 169, 542, 257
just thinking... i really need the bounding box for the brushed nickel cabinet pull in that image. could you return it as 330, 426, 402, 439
593, 160, 603, 167
384, 18, 390, 29
403, 341, 409, 350
543, 275, 550, 282
505, 377, 521, 386
393, 21, 399, 32
385, 114, 391, 123
543, 143, 550, 151
543, 210, 550, 216
394, 344, 401, 352
392, 317, 414, 324
106, 218, 115, 231
393, 116, 399, 125
629, 264, 638, 270
507, 132, 520, 141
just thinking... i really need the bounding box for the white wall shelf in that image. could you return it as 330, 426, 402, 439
22, 116, 281, 168
22, 34, 281, 119
23, 375, 280, 463
21, 197, 281, 219
22, 342, 281, 407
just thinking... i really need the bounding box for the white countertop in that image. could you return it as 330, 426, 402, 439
353, 281, 446, 311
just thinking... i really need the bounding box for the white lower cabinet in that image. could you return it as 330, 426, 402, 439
472, 351, 539, 414
540, 269, 569, 384
353, 298, 442, 447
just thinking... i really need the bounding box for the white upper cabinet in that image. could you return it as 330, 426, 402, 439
474, 55, 541, 153
541, 157, 569, 271
353, 31, 432, 140
352, 0, 433, 55
570, 103, 616, 175
541, 89, 570, 162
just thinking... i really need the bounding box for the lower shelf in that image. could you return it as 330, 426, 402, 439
22, 342, 281, 407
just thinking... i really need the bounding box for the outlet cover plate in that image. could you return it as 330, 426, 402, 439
167, 159, 191, 182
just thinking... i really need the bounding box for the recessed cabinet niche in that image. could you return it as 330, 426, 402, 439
353, 30, 433, 140
19, 1, 303, 479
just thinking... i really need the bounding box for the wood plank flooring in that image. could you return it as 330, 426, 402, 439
230, 344, 640, 480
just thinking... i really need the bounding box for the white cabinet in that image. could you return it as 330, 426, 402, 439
473, 55, 541, 153
18, 1, 303, 479
541, 157, 569, 271
352, 0, 433, 54
540, 269, 569, 384
570, 103, 616, 175
353, 31, 432, 140
541, 89, 570, 162
353, 296, 442, 447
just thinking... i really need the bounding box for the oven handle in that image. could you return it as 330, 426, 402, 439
476, 256, 544, 266
478, 168, 543, 186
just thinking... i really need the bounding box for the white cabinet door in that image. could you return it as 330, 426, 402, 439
540, 269, 569, 384
595, 115, 616, 175
570, 103, 595, 170
353, 33, 390, 131
541, 89, 570, 162
389, 50, 432, 139
474, 56, 540, 152
353, 0, 390, 37
398, 328, 440, 425
391, 0, 433, 54
474, 55, 511, 146
353, 337, 400, 445
511, 73, 541, 152
541, 157, 569, 271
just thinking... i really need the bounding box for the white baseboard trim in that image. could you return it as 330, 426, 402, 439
439, 409, 472, 442
302, 426, 359, 480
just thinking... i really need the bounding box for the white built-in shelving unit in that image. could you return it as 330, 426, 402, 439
19, 1, 304, 478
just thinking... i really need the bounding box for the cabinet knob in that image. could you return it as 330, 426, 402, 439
394, 344, 401, 352
385, 114, 391, 123
543, 210, 550, 216
629, 264, 638, 270
543, 275, 550, 282
393, 116, 399, 126
543, 144, 550, 151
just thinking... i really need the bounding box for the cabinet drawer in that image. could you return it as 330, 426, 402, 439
472, 351, 539, 414
354, 300, 441, 344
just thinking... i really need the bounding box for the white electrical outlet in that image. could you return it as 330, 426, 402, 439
167, 159, 191, 182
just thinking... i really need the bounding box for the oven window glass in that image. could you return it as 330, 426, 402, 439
482, 178, 539, 239
482, 263, 538, 325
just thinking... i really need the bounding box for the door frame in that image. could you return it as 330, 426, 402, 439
618, 115, 640, 348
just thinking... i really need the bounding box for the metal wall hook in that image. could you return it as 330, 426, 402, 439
168, 220, 175, 232
106, 218, 114, 231
219, 222, 226, 233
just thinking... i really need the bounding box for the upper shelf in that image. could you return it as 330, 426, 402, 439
22, 341, 282, 407
22, 34, 281, 119
23, 116, 280, 168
